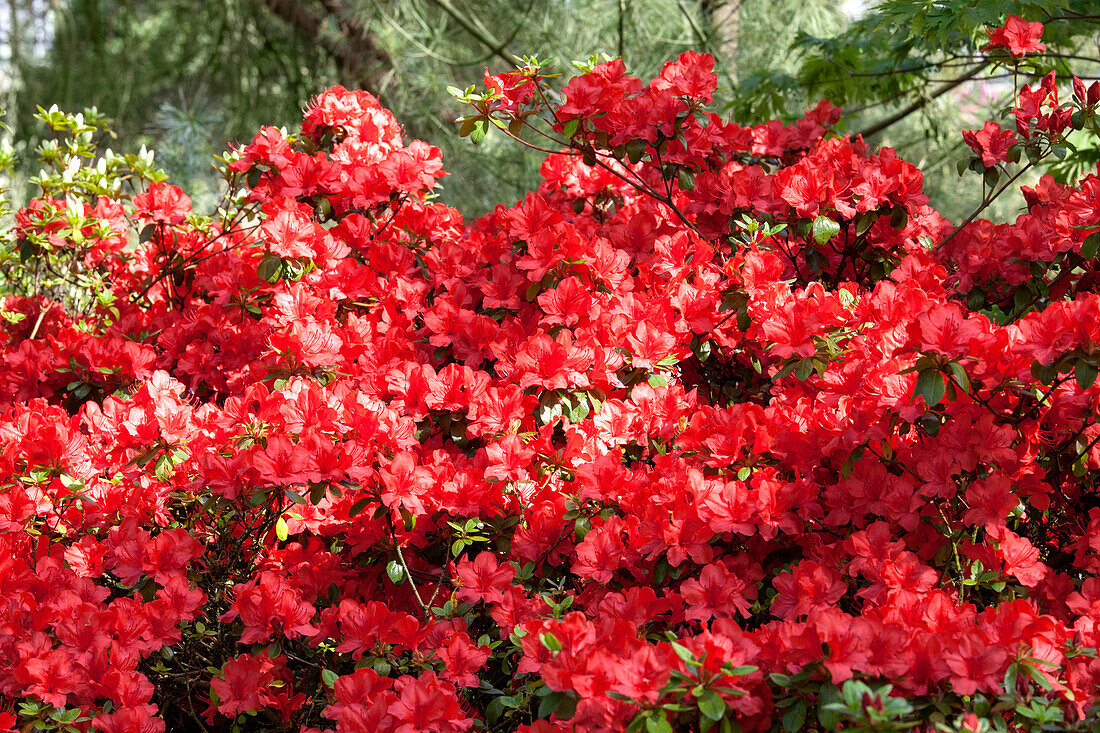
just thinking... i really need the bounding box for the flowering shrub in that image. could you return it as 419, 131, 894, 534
3, 16, 1100, 733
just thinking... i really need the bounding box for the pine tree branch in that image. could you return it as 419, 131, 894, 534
424, 0, 516, 70
257, 0, 391, 96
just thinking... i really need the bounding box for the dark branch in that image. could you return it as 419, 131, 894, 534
855, 62, 989, 141
257, 0, 391, 96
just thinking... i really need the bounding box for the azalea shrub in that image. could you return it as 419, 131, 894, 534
4, 15, 1100, 733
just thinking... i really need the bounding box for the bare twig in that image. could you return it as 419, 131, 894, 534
856, 62, 989, 141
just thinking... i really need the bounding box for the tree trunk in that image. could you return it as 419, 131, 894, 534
705, 0, 743, 81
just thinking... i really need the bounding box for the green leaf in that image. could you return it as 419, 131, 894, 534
913, 368, 945, 407
736, 306, 751, 332
257, 252, 282, 283
565, 394, 591, 423
1003, 662, 1019, 694
321, 669, 339, 688
670, 641, 696, 664
1076, 359, 1098, 390
1083, 231, 1100, 260
1022, 661, 1055, 690
811, 216, 841, 246
470, 119, 489, 145
284, 487, 306, 505
540, 632, 562, 652
946, 361, 971, 393
805, 248, 827, 274
538, 690, 565, 719
855, 213, 876, 237
773, 361, 798, 380
645, 712, 673, 733
625, 139, 646, 163
1031, 360, 1059, 385
348, 497, 371, 518
890, 205, 909, 230
386, 560, 405, 583
556, 692, 578, 720
274, 516, 288, 542
816, 683, 843, 729
562, 118, 580, 139
983, 166, 1000, 188
782, 698, 808, 732
457, 117, 477, 138
153, 452, 173, 482
697, 690, 727, 722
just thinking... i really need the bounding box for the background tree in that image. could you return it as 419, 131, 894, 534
781, 0, 1100, 219
0, 0, 846, 213
2, 0, 1100, 219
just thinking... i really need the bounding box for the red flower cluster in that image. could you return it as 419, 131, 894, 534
961, 121, 1016, 167
2, 37, 1100, 733
983, 15, 1046, 57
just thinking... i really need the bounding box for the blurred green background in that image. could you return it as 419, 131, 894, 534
2, 0, 1099, 220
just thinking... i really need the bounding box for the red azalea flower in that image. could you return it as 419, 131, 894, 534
961, 121, 1016, 167
132, 182, 192, 226
983, 15, 1046, 56
455, 552, 515, 604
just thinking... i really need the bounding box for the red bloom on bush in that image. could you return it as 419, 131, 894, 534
988, 525, 1049, 588
962, 121, 1016, 167
680, 563, 752, 620
220, 571, 319, 643
984, 15, 1046, 57
435, 630, 491, 688
389, 672, 473, 733
91, 706, 166, 733
650, 50, 717, 103
455, 553, 515, 604
208, 653, 288, 718
334, 599, 423, 659
2, 39, 1100, 733
483, 69, 537, 114
771, 561, 848, 620
132, 182, 192, 226
944, 633, 1009, 696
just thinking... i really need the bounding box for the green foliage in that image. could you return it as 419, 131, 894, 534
5, 0, 1100, 223
0, 106, 165, 327
18, 0, 332, 142
1, 0, 849, 215
779, 0, 1100, 221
